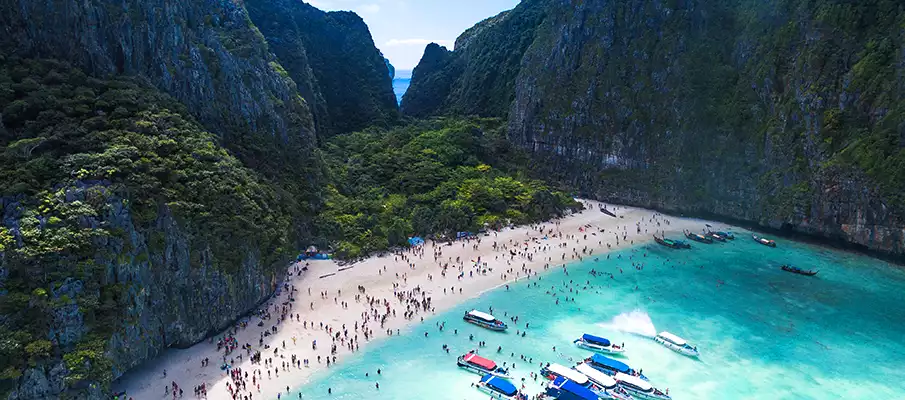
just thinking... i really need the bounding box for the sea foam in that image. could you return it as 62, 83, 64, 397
601, 310, 658, 338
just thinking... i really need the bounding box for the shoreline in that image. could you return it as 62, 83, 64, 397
112, 200, 727, 400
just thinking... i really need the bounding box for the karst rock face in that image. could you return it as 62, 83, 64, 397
0, 0, 396, 398
404, 0, 905, 259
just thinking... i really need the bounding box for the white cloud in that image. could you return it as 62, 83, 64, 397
384, 38, 453, 47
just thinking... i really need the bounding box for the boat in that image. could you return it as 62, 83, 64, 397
781, 265, 818, 276
685, 231, 714, 244
653, 235, 691, 249
615, 373, 672, 400
463, 309, 508, 331
544, 376, 599, 400
712, 231, 735, 240
476, 374, 528, 400
600, 206, 617, 218
654, 331, 699, 358
574, 363, 634, 400
584, 354, 648, 381
706, 231, 727, 242
752, 234, 776, 247
457, 352, 511, 378
540, 363, 590, 386
573, 334, 625, 355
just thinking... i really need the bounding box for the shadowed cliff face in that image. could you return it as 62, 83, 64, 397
400, 0, 550, 118
245, 0, 398, 136
404, 0, 905, 259
0, 0, 316, 145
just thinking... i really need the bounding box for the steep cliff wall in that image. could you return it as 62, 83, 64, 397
0, 58, 293, 399
400, 0, 550, 118
404, 0, 905, 259
245, 0, 398, 135
0, 0, 316, 145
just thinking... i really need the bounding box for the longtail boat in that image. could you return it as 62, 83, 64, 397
752, 234, 776, 247
781, 265, 818, 276
653, 235, 691, 249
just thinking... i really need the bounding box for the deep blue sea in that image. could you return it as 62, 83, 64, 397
393, 70, 411, 105
293, 233, 905, 399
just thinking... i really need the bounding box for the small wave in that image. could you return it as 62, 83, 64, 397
600, 310, 657, 338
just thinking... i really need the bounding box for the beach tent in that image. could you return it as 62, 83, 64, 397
408, 236, 425, 246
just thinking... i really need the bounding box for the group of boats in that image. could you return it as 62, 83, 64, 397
654, 229, 736, 250
458, 308, 700, 399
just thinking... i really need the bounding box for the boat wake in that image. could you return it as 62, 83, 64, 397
600, 310, 657, 338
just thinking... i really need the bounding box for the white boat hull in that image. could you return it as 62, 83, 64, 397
654, 336, 699, 358
619, 386, 670, 400
576, 340, 626, 355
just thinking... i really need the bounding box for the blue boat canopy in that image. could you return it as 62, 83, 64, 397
551, 377, 598, 400
589, 354, 631, 373
581, 334, 611, 346
481, 374, 518, 396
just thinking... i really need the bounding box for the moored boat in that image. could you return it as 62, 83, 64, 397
574, 363, 634, 400
654, 331, 699, 358
476, 374, 527, 400
615, 373, 672, 400
713, 231, 735, 240
706, 231, 727, 242
540, 363, 590, 386
781, 265, 818, 276
584, 354, 648, 381
458, 352, 511, 378
544, 376, 599, 400
685, 231, 714, 244
752, 234, 776, 247
653, 235, 691, 249
573, 334, 625, 355
463, 309, 508, 331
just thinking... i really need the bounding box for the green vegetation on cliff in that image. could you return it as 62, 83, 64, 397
315, 118, 579, 258
404, 0, 905, 257
245, 0, 398, 135
0, 58, 295, 393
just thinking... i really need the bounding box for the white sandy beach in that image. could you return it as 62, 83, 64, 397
113, 200, 720, 400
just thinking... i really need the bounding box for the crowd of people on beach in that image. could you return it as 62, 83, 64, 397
114, 201, 691, 400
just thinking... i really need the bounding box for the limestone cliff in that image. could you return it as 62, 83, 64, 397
404, 0, 905, 259
0, 58, 295, 399
245, 0, 398, 135
400, 0, 550, 118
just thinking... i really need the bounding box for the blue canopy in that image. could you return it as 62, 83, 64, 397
408, 236, 424, 246
481, 374, 517, 396
581, 334, 611, 346
551, 377, 598, 400
589, 354, 631, 374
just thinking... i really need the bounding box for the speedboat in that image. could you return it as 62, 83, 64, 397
575, 363, 634, 400
654, 331, 699, 358
475, 374, 527, 400
540, 363, 590, 386
463, 309, 508, 331
545, 376, 599, 400
584, 354, 648, 380
752, 234, 776, 247
781, 265, 818, 276
574, 334, 625, 355
615, 373, 672, 400
458, 352, 511, 378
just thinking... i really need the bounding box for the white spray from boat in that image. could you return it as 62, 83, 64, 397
600, 310, 658, 338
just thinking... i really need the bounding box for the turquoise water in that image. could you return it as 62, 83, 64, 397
293, 234, 905, 399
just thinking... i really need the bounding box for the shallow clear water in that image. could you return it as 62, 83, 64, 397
292, 233, 905, 399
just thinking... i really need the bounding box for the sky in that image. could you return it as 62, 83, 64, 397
306, 0, 521, 71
